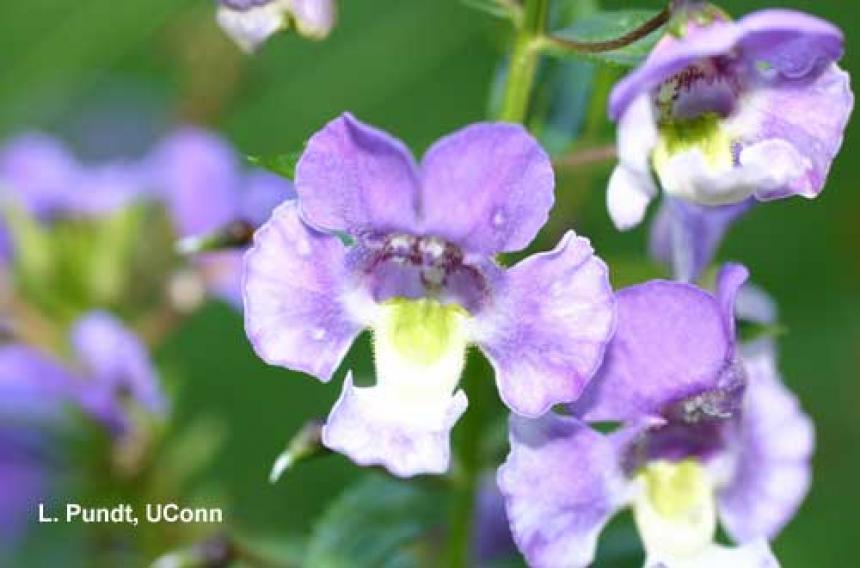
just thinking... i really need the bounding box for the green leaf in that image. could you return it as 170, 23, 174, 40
247, 152, 302, 180
304, 474, 446, 568
551, 10, 665, 67
460, 0, 516, 20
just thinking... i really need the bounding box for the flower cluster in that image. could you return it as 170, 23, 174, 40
234, 4, 851, 565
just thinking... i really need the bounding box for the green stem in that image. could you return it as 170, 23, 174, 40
497, 0, 549, 123
446, 362, 490, 567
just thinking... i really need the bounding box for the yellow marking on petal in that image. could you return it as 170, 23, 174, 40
379, 298, 469, 366
633, 459, 718, 560
653, 112, 734, 175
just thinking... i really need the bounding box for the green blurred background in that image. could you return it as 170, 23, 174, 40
0, 0, 856, 565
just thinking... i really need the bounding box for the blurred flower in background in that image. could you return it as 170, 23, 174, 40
216, 0, 337, 52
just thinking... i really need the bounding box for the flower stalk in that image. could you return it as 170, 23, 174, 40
498, 0, 549, 123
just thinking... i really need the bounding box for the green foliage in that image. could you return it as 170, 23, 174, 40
551, 10, 665, 67
247, 152, 302, 181
304, 474, 446, 568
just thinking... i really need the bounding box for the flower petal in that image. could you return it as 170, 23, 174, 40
151, 128, 241, 237
737, 9, 843, 79
474, 232, 615, 417
0, 345, 75, 423
497, 413, 630, 568
295, 113, 421, 236
572, 281, 732, 422
418, 122, 554, 254
291, 0, 336, 39
735, 64, 853, 201
70, 311, 166, 427
715, 263, 749, 346
217, 0, 288, 53
473, 473, 518, 566
322, 372, 467, 477
718, 341, 814, 542
0, 133, 78, 219
243, 201, 365, 381
645, 539, 778, 568
649, 198, 752, 282
240, 170, 296, 227
608, 94, 659, 230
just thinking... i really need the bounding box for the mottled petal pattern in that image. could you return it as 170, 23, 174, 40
475, 232, 615, 417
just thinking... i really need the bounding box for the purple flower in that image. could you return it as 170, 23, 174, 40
216, 0, 336, 53
649, 196, 752, 281
606, 8, 853, 230
498, 265, 812, 567
243, 114, 615, 477
472, 473, 518, 566
149, 128, 295, 306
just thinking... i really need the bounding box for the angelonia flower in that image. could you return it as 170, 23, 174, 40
498, 264, 813, 567
243, 113, 615, 477
216, 0, 336, 53
606, 6, 853, 232
0, 311, 164, 539
149, 128, 294, 307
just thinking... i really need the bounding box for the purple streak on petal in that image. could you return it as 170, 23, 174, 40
243, 201, 364, 382
746, 64, 853, 201
498, 413, 630, 568
737, 10, 843, 80
609, 22, 742, 120
418, 122, 554, 254
472, 473, 518, 566
321, 373, 467, 477
718, 341, 814, 542
649, 198, 753, 282
295, 113, 420, 237
70, 311, 165, 431
150, 128, 241, 237
0, 133, 78, 219
476, 232, 615, 417
572, 281, 732, 422
240, 171, 295, 227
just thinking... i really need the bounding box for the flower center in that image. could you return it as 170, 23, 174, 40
652, 112, 734, 174
633, 459, 717, 559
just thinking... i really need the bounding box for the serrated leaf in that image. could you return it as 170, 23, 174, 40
247, 152, 301, 180
551, 10, 664, 67
305, 474, 446, 568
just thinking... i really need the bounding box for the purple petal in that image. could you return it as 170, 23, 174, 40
243, 201, 365, 381
0, 345, 76, 423
150, 128, 241, 237
240, 170, 296, 227
321, 372, 467, 477
295, 113, 420, 237
737, 10, 843, 80
741, 63, 853, 201
715, 263, 749, 347
572, 281, 732, 422
474, 232, 615, 417
498, 413, 630, 568
196, 250, 246, 308
472, 473, 518, 566
71, 311, 165, 429
649, 198, 753, 282
418, 122, 554, 254
0, 133, 78, 219
0, 458, 46, 543
718, 341, 814, 542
